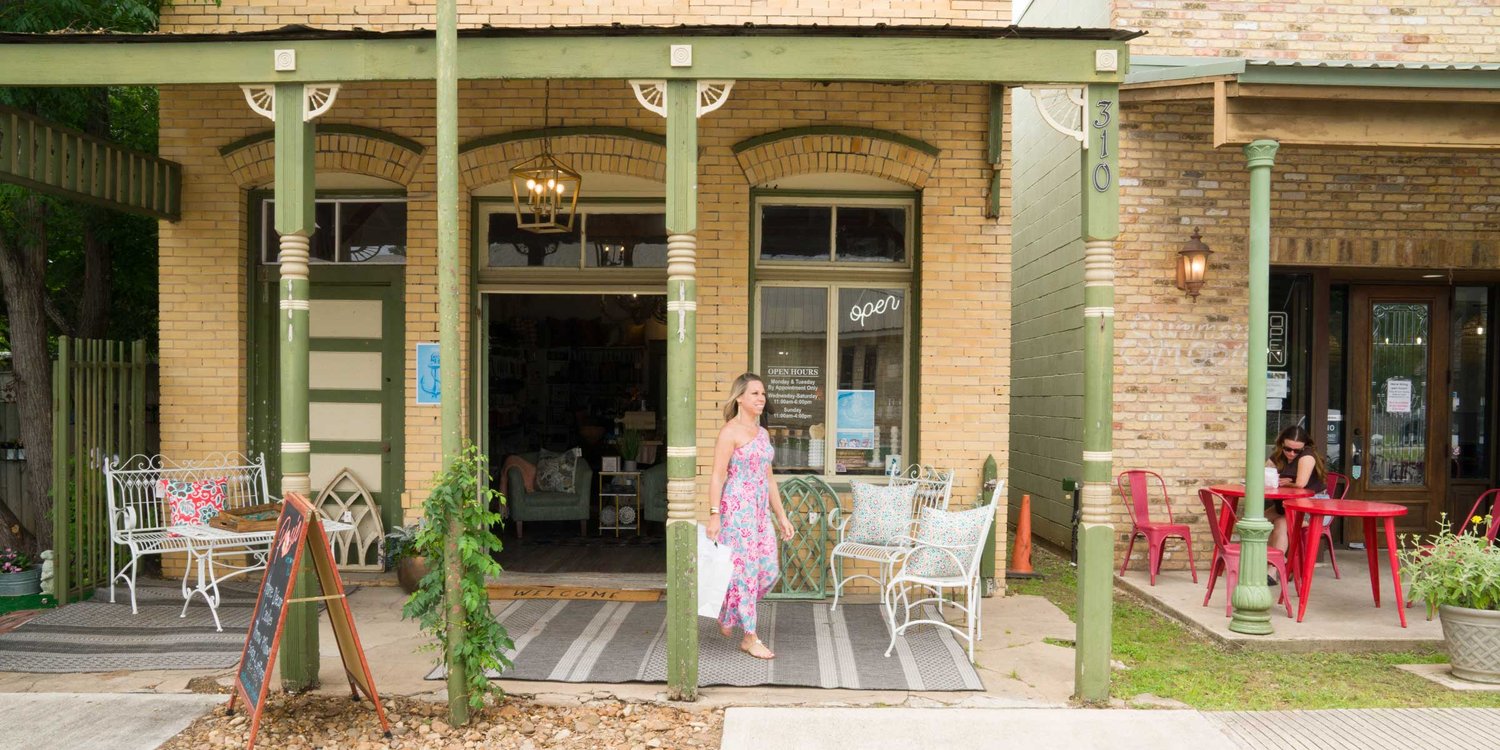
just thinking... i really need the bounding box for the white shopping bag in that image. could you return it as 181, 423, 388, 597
697, 523, 734, 619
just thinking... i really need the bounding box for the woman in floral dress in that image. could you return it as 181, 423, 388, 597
705, 372, 795, 659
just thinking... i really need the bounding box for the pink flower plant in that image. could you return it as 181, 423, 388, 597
0, 547, 34, 574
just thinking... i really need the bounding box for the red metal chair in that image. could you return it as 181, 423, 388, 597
1299, 470, 1349, 579
1117, 470, 1197, 585
1199, 488, 1293, 617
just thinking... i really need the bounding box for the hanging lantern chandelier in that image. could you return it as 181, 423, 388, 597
510, 81, 582, 233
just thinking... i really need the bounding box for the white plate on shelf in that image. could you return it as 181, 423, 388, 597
600, 506, 617, 526
618, 505, 636, 526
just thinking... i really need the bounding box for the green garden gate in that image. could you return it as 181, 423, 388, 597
51, 337, 149, 602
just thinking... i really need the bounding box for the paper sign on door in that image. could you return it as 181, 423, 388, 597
1386, 378, 1412, 414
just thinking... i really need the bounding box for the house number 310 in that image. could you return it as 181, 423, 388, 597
1092, 99, 1113, 193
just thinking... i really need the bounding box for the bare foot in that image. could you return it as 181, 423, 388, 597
719, 623, 733, 638
740, 637, 774, 660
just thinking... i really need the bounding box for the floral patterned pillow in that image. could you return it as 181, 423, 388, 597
160, 477, 229, 535
845, 481, 918, 545
536, 448, 581, 493
905, 504, 995, 578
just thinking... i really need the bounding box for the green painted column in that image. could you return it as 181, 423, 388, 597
435, 0, 469, 723
1230, 139, 1281, 636
270, 81, 319, 691
1075, 83, 1119, 703
663, 79, 701, 701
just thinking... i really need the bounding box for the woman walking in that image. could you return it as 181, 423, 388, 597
705, 372, 795, 659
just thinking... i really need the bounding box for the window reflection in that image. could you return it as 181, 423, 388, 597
487, 212, 581, 267
1450, 287, 1490, 480
760, 287, 828, 473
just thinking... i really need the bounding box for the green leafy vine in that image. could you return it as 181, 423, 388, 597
402, 444, 513, 712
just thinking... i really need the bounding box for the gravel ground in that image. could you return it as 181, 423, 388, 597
158, 693, 724, 750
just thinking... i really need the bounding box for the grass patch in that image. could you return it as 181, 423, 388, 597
1009, 547, 1500, 710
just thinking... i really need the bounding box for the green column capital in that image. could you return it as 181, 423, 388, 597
1243, 139, 1280, 169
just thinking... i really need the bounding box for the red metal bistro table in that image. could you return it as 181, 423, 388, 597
1283, 497, 1409, 628
1205, 485, 1315, 540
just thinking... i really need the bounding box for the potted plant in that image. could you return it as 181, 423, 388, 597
385, 524, 430, 594
0, 547, 40, 597
1402, 514, 1500, 683
618, 429, 642, 472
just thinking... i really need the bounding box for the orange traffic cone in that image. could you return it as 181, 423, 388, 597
1007, 493, 1036, 578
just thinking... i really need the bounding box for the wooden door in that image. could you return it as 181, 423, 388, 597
1346, 286, 1449, 537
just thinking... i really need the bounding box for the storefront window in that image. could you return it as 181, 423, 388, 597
1326, 286, 1349, 473
1266, 274, 1313, 450
262, 199, 405, 264
755, 194, 914, 476
1450, 287, 1490, 480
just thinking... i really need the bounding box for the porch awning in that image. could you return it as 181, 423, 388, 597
0, 23, 1141, 88
1121, 55, 1500, 150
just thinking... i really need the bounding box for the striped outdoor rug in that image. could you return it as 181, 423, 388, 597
425, 599, 984, 691
0, 579, 257, 673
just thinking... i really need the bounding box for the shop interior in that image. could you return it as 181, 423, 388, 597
485, 293, 669, 575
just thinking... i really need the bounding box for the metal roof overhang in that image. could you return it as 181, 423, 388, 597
1122, 55, 1500, 150
0, 24, 1141, 87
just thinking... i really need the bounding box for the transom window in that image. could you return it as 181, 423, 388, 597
754, 194, 915, 477
260, 198, 407, 265
482, 204, 667, 269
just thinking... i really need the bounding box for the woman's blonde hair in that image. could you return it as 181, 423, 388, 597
722, 372, 765, 422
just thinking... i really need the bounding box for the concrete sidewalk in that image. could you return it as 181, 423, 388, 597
0, 692, 222, 750
720, 706, 1500, 750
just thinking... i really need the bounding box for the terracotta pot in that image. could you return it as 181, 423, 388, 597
1439, 604, 1500, 684
396, 555, 431, 594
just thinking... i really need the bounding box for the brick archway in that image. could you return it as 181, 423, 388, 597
219, 125, 426, 188
459, 127, 667, 189
732, 126, 941, 189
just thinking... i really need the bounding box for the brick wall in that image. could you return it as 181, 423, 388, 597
1113, 98, 1500, 570
1115, 0, 1499, 62
157, 78, 1012, 590
161, 1, 1014, 32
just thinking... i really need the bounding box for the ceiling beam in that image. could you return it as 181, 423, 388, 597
0, 35, 1127, 86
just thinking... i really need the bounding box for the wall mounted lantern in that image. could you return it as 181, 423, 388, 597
1176, 227, 1213, 300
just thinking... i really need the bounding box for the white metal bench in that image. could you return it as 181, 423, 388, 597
103, 453, 336, 631
829, 464, 955, 610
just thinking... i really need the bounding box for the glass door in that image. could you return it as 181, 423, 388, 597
1346, 286, 1450, 536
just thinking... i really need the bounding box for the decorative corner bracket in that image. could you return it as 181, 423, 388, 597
629, 80, 735, 118
239, 84, 341, 122
1029, 87, 1088, 149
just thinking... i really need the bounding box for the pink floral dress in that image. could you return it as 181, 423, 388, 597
717, 427, 778, 634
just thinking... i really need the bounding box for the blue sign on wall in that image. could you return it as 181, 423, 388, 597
415, 342, 440, 405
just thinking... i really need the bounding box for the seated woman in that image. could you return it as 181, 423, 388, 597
1264, 425, 1329, 583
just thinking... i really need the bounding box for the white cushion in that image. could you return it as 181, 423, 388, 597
845, 481, 917, 545
905, 504, 993, 578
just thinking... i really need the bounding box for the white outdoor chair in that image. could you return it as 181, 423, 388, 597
829, 464, 955, 610
883, 479, 1002, 662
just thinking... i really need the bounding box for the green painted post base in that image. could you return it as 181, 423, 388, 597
1228, 517, 1276, 635
666, 520, 698, 700
279, 547, 321, 691
1073, 523, 1113, 702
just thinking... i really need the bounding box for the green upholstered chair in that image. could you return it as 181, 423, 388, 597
641, 462, 668, 524
505, 451, 592, 538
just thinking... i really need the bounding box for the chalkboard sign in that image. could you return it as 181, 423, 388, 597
229, 492, 390, 750
234, 496, 310, 715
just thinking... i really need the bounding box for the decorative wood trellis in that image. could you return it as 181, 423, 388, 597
766, 475, 835, 600
313, 468, 384, 571
51, 337, 150, 602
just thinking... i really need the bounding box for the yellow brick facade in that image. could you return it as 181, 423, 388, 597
161, 1, 1014, 32
156, 76, 1012, 591
1116, 0, 1499, 62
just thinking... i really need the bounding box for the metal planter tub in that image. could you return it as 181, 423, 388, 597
0, 568, 41, 597
1439, 604, 1500, 684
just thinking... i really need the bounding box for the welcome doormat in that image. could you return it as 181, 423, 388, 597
487, 584, 664, 602
426, 599, 983, 691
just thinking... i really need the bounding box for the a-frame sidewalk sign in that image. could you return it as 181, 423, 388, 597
228, 491, 392, 750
